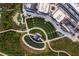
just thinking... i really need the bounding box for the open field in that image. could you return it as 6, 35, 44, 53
34, 51, 58, 56
50, 37, 79, 56
0, 4, 21, 30
0, 31, 59, 56
59, 52, 69, 56
0, 31, 25, 56
27, 17, 59, 40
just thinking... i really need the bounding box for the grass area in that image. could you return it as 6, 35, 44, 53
0, 31, 25, 56
30, 29, 46, 41
33, 51, 58, 56
17, 14, 26, 31
27, 17, 59, 40
0, 31, 57, 56
24, 35, 44, 48
1, 4, 20, 30
59, 52, 69, 56
50, 37, 79, 56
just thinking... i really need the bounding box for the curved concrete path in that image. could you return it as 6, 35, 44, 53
0, 52, 8, 56
0, 21, 71, 56
0, 27, 71, 56
22, 34, 46, 51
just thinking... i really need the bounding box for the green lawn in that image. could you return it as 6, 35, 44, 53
27, 17, 59, 40
1, 4, 20, 30
50, 37, 79, 56
35, 51, 58, 56
59, 52, 69, 56
0, 31, 25, 56
0, 31, 58, 56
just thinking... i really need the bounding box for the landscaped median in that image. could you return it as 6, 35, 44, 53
50, 37, 79, 56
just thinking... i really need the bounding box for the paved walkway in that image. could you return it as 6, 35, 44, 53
0, 7, 72, 55
0, 27, 71, 56
22, 34, 46, 51
22, 8, 72, 55
13, 13, 20, 25
22, 7, 74, 41
0, 52, 8, 56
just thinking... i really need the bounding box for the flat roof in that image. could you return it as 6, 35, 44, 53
53, 9, 65, 22
38, 3, 50, 13
25, 3, 31, 8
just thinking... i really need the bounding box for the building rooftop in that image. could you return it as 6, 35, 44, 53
53, 9, 65, 22
37, 3, 50, 13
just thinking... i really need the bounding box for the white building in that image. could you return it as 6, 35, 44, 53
53, 9, 66, 22
37, 3, 50, 13
24, 3, 32, 8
